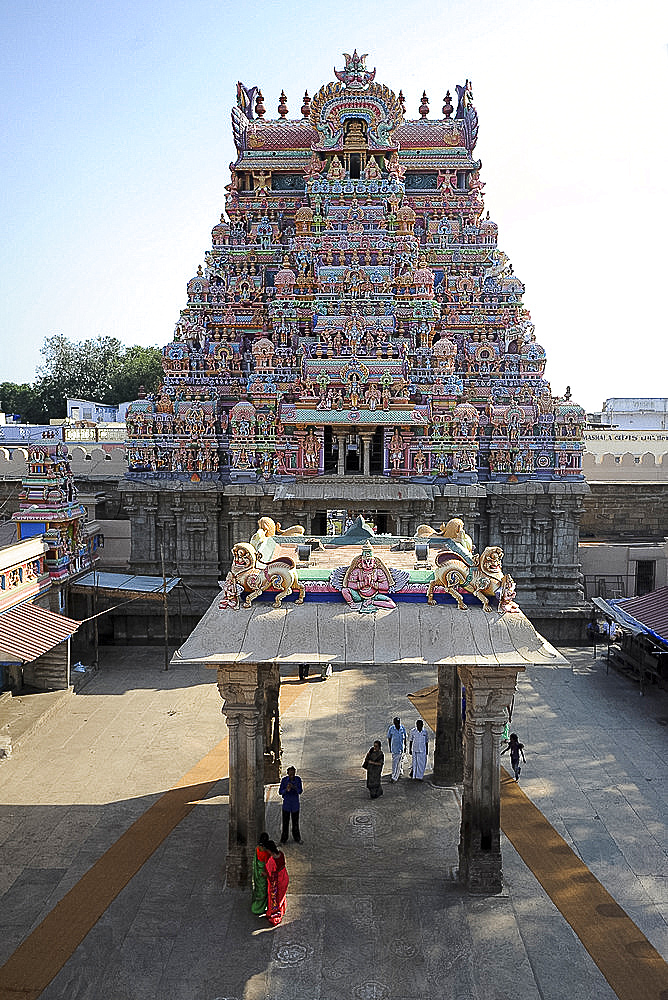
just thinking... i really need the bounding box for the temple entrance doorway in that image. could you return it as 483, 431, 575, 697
370, 426, 384, 474
322, 509, 390, 535
344, 435, 360, 474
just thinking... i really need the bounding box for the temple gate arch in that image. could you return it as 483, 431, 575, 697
174, 530, 563, 894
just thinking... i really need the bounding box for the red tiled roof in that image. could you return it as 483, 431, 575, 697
618, 587, 668, 643
0, 603, 80, 663
246, 121, 318, 150
394, 120, 466, 149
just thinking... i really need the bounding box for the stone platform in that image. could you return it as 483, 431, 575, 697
0, 645, 666, 999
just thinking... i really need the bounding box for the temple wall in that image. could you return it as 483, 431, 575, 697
118, 478, 588, 613
582, 451, 668, 481
580, 482, 668, 540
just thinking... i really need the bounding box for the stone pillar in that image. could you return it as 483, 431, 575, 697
457, 664, 524, 894
262, 676, 281, 783
432, 663, 463, 784
360, 433, 374, 476
336, 434, 346, 476
216, 661, 280, 887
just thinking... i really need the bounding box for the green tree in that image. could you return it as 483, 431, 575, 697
0, 382, 49, 424
109, 345, 164, 402
34, 335, 165, 418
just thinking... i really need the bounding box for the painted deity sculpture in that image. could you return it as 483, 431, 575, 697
427, 544, 513, 612
331, 544, 405, 614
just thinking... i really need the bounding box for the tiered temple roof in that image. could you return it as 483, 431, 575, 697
12, 443, 100, 582
126, 51, 585, 485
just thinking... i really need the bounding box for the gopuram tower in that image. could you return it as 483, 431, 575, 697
121, 52, 587, 632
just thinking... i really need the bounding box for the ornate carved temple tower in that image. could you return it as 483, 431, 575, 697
121, 52, 587, 630
12, 443, 102, 608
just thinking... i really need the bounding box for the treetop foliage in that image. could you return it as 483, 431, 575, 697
1, 335, 164, 422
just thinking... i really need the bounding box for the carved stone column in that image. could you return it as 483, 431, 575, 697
457, 664, 524, 894
216, 661, 280, 887
360, 433, 374, 476
432, 662, 463, 785
262, 676, 281, 783
336, 434, 346, 476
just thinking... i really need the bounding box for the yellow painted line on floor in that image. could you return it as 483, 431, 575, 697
501, 771, 668, 1000
0, 678, 307, 1000
408, 686, 668, 1000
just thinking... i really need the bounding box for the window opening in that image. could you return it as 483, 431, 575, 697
635, 560, 655, 597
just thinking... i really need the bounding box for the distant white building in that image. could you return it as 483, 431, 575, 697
588, 398, 668, 430
66, 398, 120, 423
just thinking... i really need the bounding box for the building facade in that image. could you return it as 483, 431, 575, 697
588, 398, 668, 431
121, 52, 587, 620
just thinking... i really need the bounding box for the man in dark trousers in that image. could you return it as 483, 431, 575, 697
279, 766, 303, 843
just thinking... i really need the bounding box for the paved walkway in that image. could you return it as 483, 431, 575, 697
0, 645, 666, 999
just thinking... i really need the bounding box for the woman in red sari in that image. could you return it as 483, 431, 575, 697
264, 840, 289, 926
251, 832, 271, 915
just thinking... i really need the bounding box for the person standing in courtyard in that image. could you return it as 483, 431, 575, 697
501, 732, 526, 781
363, 740, 385, 798
251, 831, 271, 916
265, 839, 289, 925
279, 766, 303, 843
387, 716, 407, 782
409, 719, 429, 780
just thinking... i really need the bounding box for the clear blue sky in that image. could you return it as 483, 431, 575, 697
1, 0, 666, 412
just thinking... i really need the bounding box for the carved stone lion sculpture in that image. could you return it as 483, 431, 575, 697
223, 542, 305, 609
427, 544, 512, 612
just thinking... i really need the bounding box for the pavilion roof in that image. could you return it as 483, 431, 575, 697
173, 597, 564, 670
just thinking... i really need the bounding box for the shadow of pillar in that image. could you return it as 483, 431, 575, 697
433, 662, 463, 785
217, 661, 280, 887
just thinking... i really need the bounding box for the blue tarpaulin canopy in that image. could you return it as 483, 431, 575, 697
592, 590, 668, 648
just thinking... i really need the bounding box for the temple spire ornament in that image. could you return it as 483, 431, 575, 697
334, 50, 376, 90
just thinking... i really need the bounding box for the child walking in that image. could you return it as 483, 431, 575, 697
501, 732, 526, 781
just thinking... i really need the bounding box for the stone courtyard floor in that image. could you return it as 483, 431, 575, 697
0, 644, 666, 1000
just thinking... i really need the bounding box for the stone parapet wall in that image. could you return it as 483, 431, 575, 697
582, 452, 668, 481
0, 446, 126, 478
581, 482, 668, 540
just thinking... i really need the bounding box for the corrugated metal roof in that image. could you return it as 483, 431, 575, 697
71, 572, 180, 595
617, 587, 668, 645
0, 604, 80, 663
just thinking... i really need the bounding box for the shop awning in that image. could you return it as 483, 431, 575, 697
0, 604, 80, 663
70, 572, 181, 600
591, 595, 668, 646
616, 587, 668, 645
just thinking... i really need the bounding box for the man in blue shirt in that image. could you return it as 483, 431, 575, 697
279, 766, 303, 843
387, 717, 407, 782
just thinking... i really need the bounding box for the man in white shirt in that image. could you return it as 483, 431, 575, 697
387, 717, 407, 782
409, 719, 429, 780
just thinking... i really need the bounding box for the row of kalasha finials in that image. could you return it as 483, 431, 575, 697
254, 90, 456, 120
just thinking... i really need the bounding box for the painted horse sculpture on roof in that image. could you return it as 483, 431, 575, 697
427, 542, 517, 612
220, 542, 305, 609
